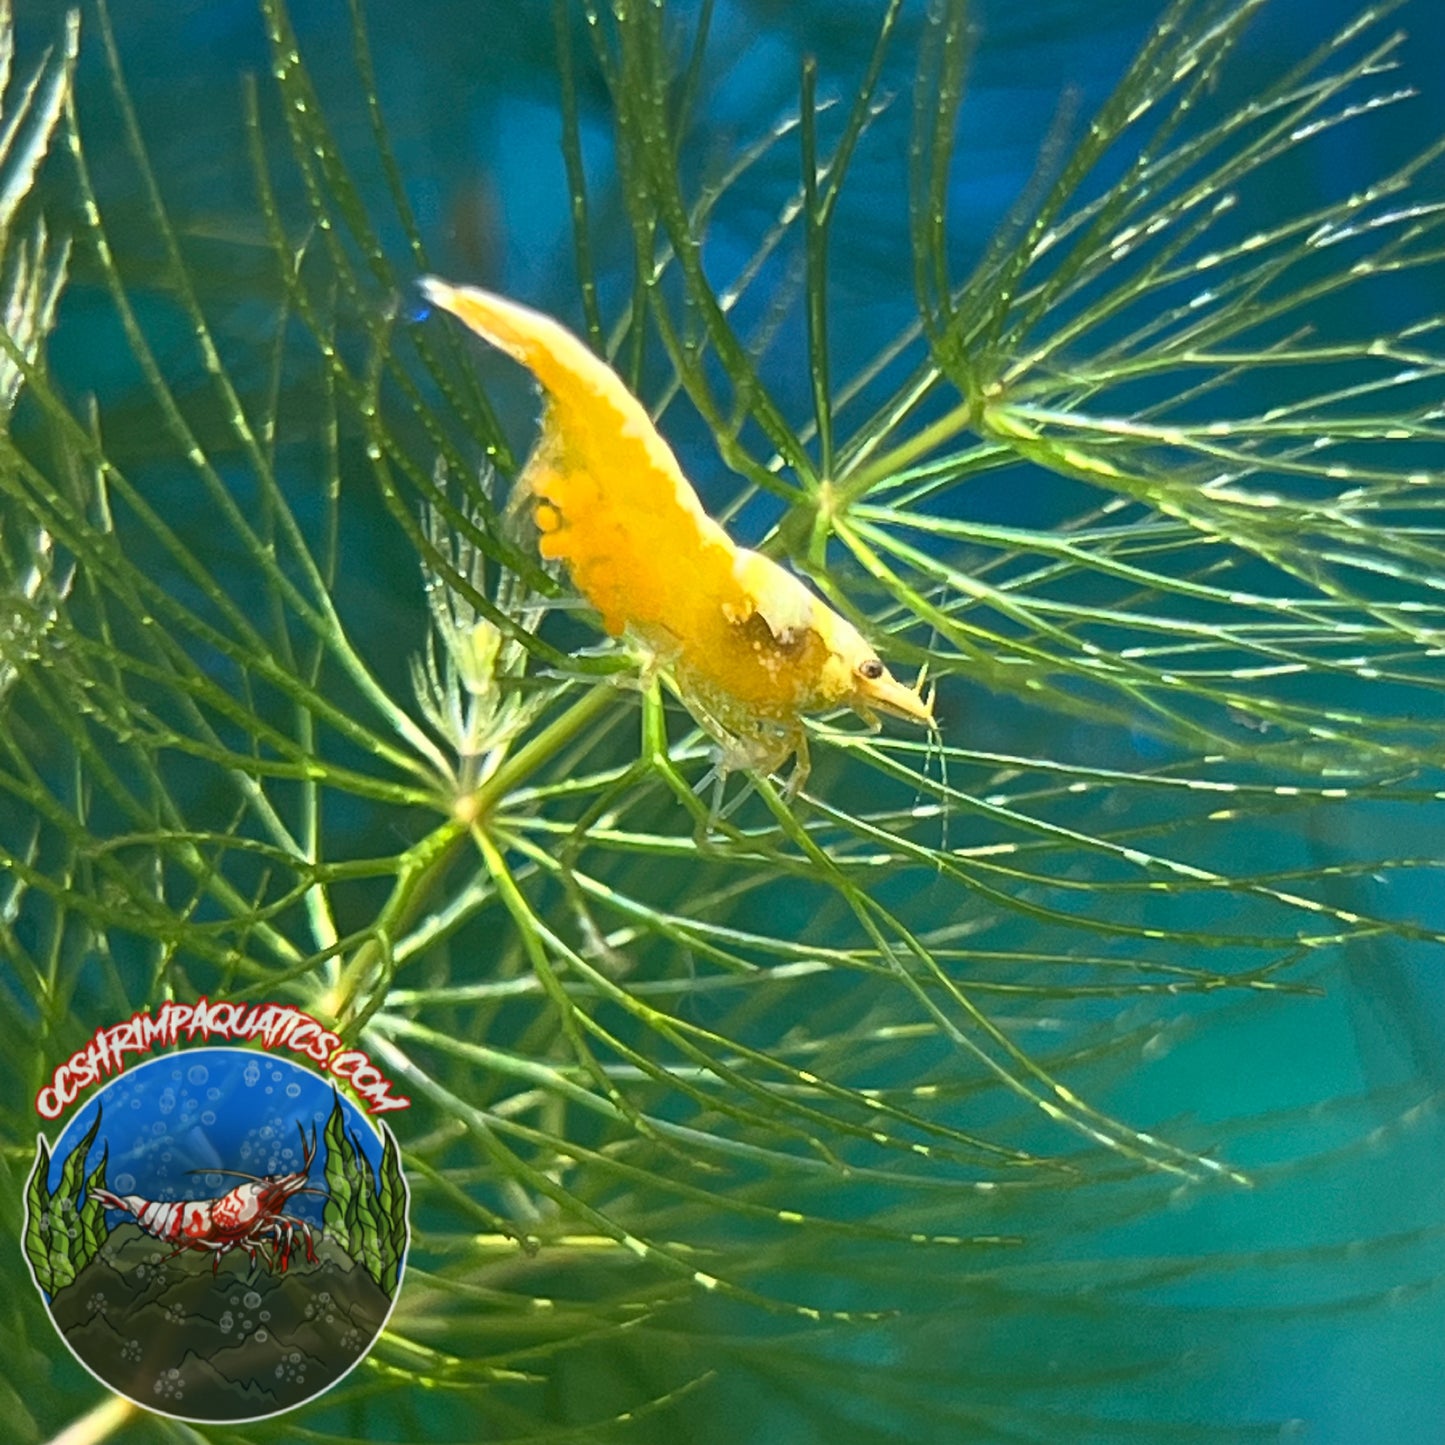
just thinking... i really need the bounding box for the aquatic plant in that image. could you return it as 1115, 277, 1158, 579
1, 0, 1442, 1438
322, 1094, 406, 1294
23, 1110, 106, 1294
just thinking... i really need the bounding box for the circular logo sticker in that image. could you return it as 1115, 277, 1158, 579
22, 1047, 409, 1422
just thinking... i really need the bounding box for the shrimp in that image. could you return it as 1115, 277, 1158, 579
89, 1124, 323, 1275
419, 277, 934, 790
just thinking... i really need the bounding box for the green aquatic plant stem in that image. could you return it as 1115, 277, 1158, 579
834, 397, 974, 506
331, 817, 468, 1036
466, 680, 619, 820
40, 1398, 135, 1445
332, 680, 620, 1032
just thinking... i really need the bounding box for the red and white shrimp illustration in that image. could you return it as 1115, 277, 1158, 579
89, 1123, 325, 1275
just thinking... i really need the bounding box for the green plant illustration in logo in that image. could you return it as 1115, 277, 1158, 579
322, 1093, 406, 1295
23, 1112, 108, 1295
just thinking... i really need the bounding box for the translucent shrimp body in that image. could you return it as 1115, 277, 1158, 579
419, 278, 933, 777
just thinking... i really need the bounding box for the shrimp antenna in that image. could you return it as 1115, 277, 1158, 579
908, 641, 949, 856
929, 702, 949, 858
185, 1166, 328, 1197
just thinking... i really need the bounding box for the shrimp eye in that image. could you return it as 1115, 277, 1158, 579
858, 658, 885, 681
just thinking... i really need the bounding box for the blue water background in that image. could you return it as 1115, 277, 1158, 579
18, 0, 1445, 1439
48, 1049, 384, 1232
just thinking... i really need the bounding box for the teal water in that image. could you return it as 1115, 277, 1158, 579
7, 0, 1445, 1441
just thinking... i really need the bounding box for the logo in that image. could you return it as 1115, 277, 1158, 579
23, 1037, 410, 1422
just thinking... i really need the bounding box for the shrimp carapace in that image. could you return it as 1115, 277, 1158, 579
419, 276, 934, 777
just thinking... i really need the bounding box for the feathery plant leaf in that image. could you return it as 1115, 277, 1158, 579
0, 0, 1442, 1439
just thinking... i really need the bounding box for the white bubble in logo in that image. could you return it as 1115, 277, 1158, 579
30, 1043, 413, 1424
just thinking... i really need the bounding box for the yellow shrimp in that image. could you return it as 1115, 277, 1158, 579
419, 277, 934, 788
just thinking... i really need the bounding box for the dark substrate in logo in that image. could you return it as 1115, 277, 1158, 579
23, 1048, 408, 1422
